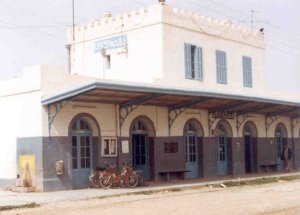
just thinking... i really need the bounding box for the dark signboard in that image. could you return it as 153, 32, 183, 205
211, 111, 234, 119
164, 142, 178, 153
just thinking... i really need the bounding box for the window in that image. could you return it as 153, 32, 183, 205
243, 56, 252, 87
216, 50, 227, 84
80, 136, 91, 168
184, 43, 203, 80
101, 138, 117, 157
72, 136, 78, 169
71, 119, 92, 169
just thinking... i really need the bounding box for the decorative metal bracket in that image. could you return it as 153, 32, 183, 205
168, 98, 211, 135
48, 98, 75, 136
48, 102, 63, 136
119, 105, 139, 129
265, 115, 280, 136
208, 113, 218, 136
168, 107, 186, 135
236, 114, 251, 136
119, 94, 163, 132
291, 117, 300, 131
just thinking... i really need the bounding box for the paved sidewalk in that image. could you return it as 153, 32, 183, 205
0, 172, 299, 207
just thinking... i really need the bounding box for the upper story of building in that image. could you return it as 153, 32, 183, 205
68, 1, 266, 98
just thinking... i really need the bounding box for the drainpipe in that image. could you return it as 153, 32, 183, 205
66, 44, 71, 74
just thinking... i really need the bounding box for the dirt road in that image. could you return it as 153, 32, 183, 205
2, 179, 300, 215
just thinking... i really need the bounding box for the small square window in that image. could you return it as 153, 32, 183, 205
101, 138, 117, 157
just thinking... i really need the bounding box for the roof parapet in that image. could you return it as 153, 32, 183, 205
69, 2, 264, 48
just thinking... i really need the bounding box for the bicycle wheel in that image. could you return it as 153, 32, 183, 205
89, 176, 100, 188
126, 175, 139, 188
99, 176, 112, 189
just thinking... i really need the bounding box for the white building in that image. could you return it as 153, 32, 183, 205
0, 2, 299, 191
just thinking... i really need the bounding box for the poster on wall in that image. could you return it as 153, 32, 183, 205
122, 140, 129, 154
19, 155, 36, 187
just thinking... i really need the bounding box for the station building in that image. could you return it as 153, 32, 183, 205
0, 2, 300, 191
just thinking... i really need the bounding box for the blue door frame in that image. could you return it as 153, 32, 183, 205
218, 136, 228, 176
72, 134, 93, 189
185, 135, 199, 179
132, 134, 150, 180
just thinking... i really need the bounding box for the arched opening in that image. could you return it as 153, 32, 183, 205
275, 123, 288, 170
70, 118, 93, 189
184, 119, 204, 179
215, 120, 233, 176
243, 121, 258, 174
130, 116, 155, 180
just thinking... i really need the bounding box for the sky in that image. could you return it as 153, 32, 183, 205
0, 0, 299, 93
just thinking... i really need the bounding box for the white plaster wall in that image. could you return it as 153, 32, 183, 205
60, 2, 300, 106
0, 91, 42, 179
161, 23, 266, 98
70, 4, 164, 82
71, 24, 164, 84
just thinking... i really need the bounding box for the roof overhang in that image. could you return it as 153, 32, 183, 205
41, 80, 300, 118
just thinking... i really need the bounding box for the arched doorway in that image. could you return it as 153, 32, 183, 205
215, 120, 232, 176
71, 118, 93, 189
130, 117, 155, 180
275, 123, 288, 170
184, 119, 204, 179
243, 121, 258, 174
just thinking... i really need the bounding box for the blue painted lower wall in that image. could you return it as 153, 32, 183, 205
16, 136, 300, 192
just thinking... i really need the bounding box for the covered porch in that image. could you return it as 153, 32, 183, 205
24, 81, 300, 190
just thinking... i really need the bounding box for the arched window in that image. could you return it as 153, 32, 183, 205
72, 119, 92, 132
132, 120, 147, 133
184, 122, 197, 134
218, 124, 226, 137
244, 125, 251, 136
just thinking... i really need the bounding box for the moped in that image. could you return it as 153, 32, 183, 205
91, 163, 139, 188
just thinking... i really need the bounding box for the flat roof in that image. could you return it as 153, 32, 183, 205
41, 80, 300, 117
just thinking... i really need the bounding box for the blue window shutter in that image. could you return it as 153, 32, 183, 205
216, 51, 220, 82
223, 52, 227, 83
194, 47, 203, 80
243, 56, 252, 87
185, 43, 192, 79
216, 51, 227, 84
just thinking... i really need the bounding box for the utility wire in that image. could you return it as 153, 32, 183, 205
0, 25, 70, 29
0, 18, 65, 40
183, 0, 300, 54
69, 0, 299, 56
203, 0, 300, 38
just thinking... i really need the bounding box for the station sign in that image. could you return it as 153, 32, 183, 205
211, 111, 235, 119
95, 35, 127, 52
